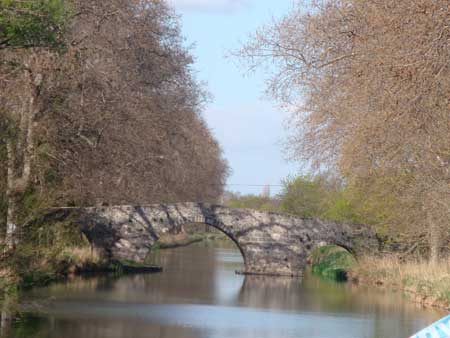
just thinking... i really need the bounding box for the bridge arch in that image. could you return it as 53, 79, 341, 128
67, 202, 378, 276
182, 220, 247, 266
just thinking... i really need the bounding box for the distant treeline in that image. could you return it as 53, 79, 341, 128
225, 174, 366, 225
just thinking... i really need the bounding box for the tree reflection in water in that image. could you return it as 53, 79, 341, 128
1, 243, 446, 338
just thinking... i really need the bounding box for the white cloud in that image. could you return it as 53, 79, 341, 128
168, 0, 247, 13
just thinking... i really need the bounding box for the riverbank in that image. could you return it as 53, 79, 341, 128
309, 246, 450, 311
349, 256, 450, 310
157, 232, 204, 249
0, 229, 226, 296
0, 246, 162, 297
157, 225, 230, 250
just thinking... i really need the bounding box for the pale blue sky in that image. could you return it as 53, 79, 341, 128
169, 0, 298, 195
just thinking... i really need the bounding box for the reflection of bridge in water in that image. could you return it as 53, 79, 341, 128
47, 202, 378, 276
2, 242, 442, 338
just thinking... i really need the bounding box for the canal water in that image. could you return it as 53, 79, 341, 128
1, 242, 445, 338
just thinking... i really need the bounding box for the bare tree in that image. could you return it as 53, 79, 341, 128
237, 0, 450, 260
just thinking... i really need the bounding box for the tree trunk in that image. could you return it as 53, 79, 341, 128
5, 141, 17, 249
0, 305, 12, 337
5, 194, 19, 250
428, 213, 441, 264
4, 70, 40, 249
1, 293, 16, 336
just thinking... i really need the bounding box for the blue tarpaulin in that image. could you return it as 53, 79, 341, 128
410, 315, 450, 338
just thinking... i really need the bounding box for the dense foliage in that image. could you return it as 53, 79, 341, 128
0, 0, 68, 49
310, 245, 356, 282
0, 0, 228, 268
225, 192, 279, 213
280, 175, 364, 224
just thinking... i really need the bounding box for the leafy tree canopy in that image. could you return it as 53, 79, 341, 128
0, 0, 69, 49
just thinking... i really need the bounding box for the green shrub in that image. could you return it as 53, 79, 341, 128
0, 0, 70, 49
311, 245, 356, 281
226, 194, 280, 213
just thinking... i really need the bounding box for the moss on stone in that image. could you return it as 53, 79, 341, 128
311, 245, 356, 281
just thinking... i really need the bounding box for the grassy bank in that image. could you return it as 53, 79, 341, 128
349, 256, 450, 310
155, 222, 234, 250
157, 232, 204, 249
156, 230, 232, 250
310, 245, 356, 281
0, 229, 219, 296
309, 246, 450, 310
0, 246, 113, 295
0, 245, 162, 298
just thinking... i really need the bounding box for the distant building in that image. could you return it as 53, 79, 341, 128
220, 191, 238, 204
261, 184, 271, 198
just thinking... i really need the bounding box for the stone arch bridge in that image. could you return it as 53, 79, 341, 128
52, 203, 378, 276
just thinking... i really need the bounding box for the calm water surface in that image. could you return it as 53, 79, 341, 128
2, 242, 445, 338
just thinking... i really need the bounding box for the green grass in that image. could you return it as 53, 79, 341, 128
310, 245, 356, 281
